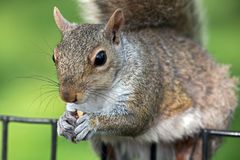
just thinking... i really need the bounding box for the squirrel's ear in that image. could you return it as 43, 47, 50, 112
105, 8, 124, 44
53, 7, 77, 32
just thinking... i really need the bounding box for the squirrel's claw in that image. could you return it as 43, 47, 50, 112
57, 111, 77, 143
74, 114, 94, 141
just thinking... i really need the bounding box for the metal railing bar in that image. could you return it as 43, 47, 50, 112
1, 115, 240, 160
202, 129, 209, 160
150, 143, 157, 160
201, 129, 240, 160
1, 117, 9, 160
101, 143, 107, 160
0, 115, 56, 124
51, 120, 58, 160
207, 129, 240, 137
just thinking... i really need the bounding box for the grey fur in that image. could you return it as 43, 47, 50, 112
54, 1, 238, 160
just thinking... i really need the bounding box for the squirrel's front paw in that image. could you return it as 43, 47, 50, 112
74, 114, 95, 142
57, 111, 77, 142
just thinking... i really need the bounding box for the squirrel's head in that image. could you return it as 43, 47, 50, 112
53, 7, 124, 103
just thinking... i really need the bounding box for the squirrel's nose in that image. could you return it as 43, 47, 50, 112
60, 90, 77, 103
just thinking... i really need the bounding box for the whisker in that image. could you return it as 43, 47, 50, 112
16, 75, 59, 86
87, 90, 116, 105
87, 90, 111, 103
29, 89, 58, 109
40, 83, 59, 89
39, 90, 58, 106
94, 90, 118, 102
27, 90, 58, 114
29, 75, 58, 85
43, 94, 59, 113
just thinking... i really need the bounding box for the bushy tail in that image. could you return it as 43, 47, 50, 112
78, 0, 205, 45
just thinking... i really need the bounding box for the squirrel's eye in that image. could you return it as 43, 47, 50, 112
94, 50, 107, 66
52, 54, 56, 63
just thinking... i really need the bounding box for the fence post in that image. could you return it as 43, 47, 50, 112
2, 117, 9, 160
150, 143, 157, 160
101, 143, 107, 160
51, 120, 58, 160
202, 129, 209, 160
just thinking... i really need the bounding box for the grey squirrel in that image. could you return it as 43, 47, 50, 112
53, 0, 238, 160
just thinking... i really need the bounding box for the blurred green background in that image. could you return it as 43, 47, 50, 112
0, 0, 239, 159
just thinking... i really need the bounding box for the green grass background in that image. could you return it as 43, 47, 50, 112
0, 0, 239, 159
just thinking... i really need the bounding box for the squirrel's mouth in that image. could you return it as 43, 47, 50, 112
66, 103, 83, 112
66, 103, 85, 116
66, 94, 106, 113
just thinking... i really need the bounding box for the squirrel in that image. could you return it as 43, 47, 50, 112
53, 0, 238, 160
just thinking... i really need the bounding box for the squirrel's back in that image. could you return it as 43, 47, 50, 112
79, 0, 204, 45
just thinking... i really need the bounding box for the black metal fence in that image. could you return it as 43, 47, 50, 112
1, 115, 240, 160
201, 129, 240, 160
0, 115, 57, 160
